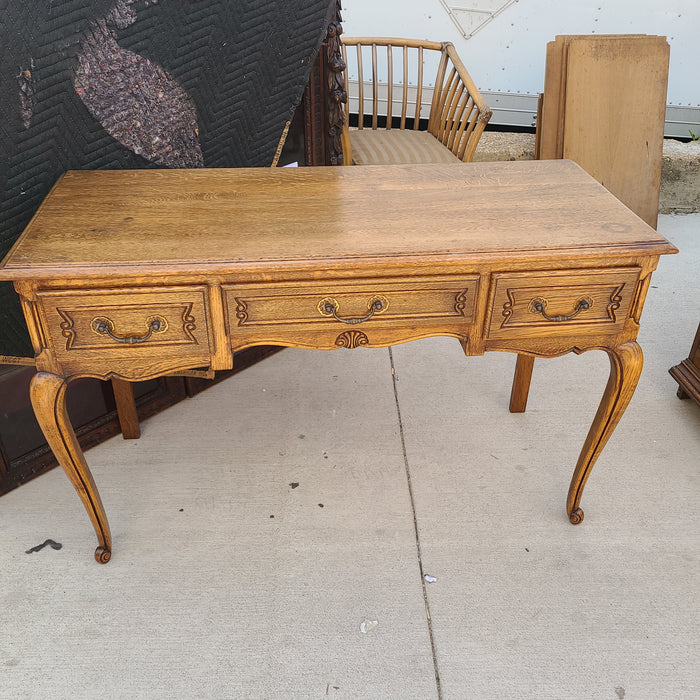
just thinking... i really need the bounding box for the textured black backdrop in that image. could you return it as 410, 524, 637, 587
0, 0, 334, 358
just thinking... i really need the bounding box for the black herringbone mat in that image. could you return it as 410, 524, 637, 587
0, 0, 334, 358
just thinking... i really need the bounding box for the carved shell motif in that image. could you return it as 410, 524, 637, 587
335, 331, 369, 349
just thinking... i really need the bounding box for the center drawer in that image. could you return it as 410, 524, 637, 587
224, 276, 478, 333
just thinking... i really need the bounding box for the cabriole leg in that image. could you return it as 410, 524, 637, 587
30, 372, 112, 563
567, 341, 643, 524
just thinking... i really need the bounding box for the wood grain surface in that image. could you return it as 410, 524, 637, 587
0, 161, 674, 281
562, 36, 669, 228
537, 35, 669, 228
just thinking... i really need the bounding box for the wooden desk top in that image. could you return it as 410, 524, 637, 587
0, 160, 676, 281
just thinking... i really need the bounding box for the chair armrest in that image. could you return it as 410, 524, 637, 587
428, 43, 492, 162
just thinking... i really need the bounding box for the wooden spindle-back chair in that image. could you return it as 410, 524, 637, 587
341, 37, 491, 165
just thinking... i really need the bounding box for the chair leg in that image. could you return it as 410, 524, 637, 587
111, 378, 140, 439
509, 354, 535, 413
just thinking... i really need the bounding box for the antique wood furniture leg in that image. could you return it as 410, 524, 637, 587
669, 322, 700, 404
566, 341, 643, 524
509, 354, 535, 413
111, 378, 140, 439
30, 372, 112, 563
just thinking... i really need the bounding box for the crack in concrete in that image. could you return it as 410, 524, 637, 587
388, 346, 442, 700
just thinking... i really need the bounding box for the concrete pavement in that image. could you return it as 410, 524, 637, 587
1, 214, 697, 699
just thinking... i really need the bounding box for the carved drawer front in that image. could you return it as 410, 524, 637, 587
37, 287, 212, 362
225, 276, 478, 332
487, 268, 642, 339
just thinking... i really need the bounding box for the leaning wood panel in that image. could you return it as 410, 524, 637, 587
559, 35, 669, 228
537, 33, 653, 161
538, 38, 566, 160
534, 92, 544, 160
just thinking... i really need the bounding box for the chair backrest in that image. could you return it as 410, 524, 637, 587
341, 37, 492, 162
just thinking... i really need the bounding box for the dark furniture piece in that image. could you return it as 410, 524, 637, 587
670, 323, 700, 405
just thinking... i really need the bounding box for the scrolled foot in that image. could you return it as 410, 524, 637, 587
95, 546, 111, 564
568, 507, 584, 525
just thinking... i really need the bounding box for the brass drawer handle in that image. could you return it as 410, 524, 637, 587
528, 296, 593, 322
318, 295, 388, 324
91, 315, 168, 344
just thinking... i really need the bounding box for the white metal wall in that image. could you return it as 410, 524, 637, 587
342, 0, 700, 137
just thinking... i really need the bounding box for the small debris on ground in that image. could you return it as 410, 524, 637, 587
289, 482, 299, 489
25, 539, 62, 554
424, 574, 437, 583
360, 619, 378, 634
318, 503, 324, 508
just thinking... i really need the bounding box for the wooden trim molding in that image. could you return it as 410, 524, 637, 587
323, 0, 347, 165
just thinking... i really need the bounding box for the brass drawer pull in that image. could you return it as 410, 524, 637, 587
91, 315, 168, 344
528, 296, 593, 322
318, 295, 388, 324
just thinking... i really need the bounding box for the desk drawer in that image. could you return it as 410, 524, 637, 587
487, 268, 641, 339
37, 287, 212, 361
225, 276, 478, 337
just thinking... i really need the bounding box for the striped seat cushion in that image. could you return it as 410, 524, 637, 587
349, 129, 461, 165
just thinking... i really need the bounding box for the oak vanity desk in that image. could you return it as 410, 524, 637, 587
0, 161, 677, 563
